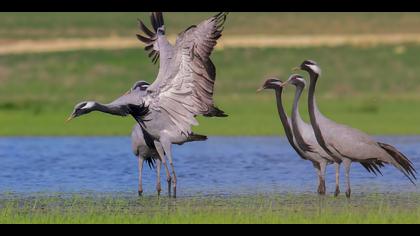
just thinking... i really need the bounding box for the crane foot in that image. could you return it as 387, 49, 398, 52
167, 177, 172, 198
334, 187, 340, 197
345, 189, 351, 198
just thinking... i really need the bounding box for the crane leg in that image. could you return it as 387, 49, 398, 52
163, 160, 172, 198
334, 163, 341, 197
312, 162, 323, 195
319, 161, 327, 195
138, 156, 144, 197
156, 158, 162, 197
343, 158, 352, 198
160, 139, 177, 198
154, 141, 172, 198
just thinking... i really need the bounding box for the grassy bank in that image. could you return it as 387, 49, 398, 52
2, 13, 420, 40
1, 45, 420, 136
1, 97, 420, 136
1, 193, 419, 223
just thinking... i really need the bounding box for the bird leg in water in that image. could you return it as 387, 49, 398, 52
319, 162, 327, 195
313, 162, 326, 195
154, 141, 172, 198
161, 140, 177, 198
138, 157, 144, 197
313, 163, 322, 195
343, 158, 352, 198
334, 163, 341, 197
156, 158, 162, 197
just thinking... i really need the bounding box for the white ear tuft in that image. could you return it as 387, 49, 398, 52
82, 102, 95, 109
308, 64, 321, 75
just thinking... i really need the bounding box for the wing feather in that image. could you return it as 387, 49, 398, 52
147, 12, 229, 135
136, 12, 165, 64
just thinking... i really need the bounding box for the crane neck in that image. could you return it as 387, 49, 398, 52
274, 88, 305, 157
291, 85, 311, 152
292, 84, 304, 122
307, 73, 330, 152
93, 102, 128, 117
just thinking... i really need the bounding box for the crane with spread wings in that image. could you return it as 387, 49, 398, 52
68, 12, 228, 198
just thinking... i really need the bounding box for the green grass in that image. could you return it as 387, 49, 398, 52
1, 45, 420, 136
2, 13, 420, 40
1, 193, 419, 224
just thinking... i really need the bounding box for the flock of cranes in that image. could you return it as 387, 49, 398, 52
68, 12, 416, 198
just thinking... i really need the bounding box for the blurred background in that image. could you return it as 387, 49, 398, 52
1, 12, 420, 136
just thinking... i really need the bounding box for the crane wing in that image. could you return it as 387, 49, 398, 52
147, 12, 228, 135
136, 12, 168, 64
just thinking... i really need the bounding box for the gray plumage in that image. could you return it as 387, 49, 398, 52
258, 76, 338, 195
137, 12, 228, 137
70, 80, 207, 196
69, 12, 227, 198
132, 123, 157, 170
131, 123, 161, 196
286, 74, 341, 196
133, 12, 228, 198
296, 59, 417, 198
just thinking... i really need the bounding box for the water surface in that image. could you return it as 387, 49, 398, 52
0, 136, 419, 196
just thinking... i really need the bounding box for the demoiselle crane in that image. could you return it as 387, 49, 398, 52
293, 60, 416, 198
68, 12, 228, 198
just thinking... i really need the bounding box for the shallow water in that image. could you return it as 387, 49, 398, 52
0, 136, 419, 196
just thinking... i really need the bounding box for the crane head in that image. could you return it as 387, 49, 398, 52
283, 74, 307, 88
131, 80, 150, 92
293, 60, 321, 77
257, 77, 284, 92
157, 26, 165, 36
67, 101, 96, 122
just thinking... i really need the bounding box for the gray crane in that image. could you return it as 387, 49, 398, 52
131, 123, 161, 197
284, 74, 342, 196
257, 75, 338, 195
129, 81, 161, 197
293, 59, 416, 198
68, 12, 228, 198
69, 80, 207, 197
70, 80, 164, 196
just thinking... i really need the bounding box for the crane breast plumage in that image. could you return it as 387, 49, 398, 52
145, 12, 228, 135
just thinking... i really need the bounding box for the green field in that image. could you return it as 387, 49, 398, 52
1, 193, 419, 224
2, 12, 420, 136
2, 13, 420, 40
1, 45, 420, 136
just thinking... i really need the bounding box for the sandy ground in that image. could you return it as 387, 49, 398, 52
2, 34, 420, 55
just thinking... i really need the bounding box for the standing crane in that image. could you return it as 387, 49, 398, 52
68, 12, 228, 198
294, 59, 416, 198
258, 74, 338, 195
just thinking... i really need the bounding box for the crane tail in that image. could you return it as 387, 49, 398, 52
204, 106, 228, 118
377, 142, 417, 185
186, 133, 208, 142
144, 156, 156, 170
360, 162, 383, 176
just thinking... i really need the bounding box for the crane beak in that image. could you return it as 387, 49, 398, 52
292, 67, 301, 72
256, 86, 265, 93
66, 114, 75, 123
280, 80, 291, 88
124, 89, 131, 95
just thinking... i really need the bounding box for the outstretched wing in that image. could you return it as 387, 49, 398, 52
136, 12, 166, 64
148, 12, 228, 135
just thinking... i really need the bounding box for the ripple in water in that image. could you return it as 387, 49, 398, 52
0, 136, 419, 196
